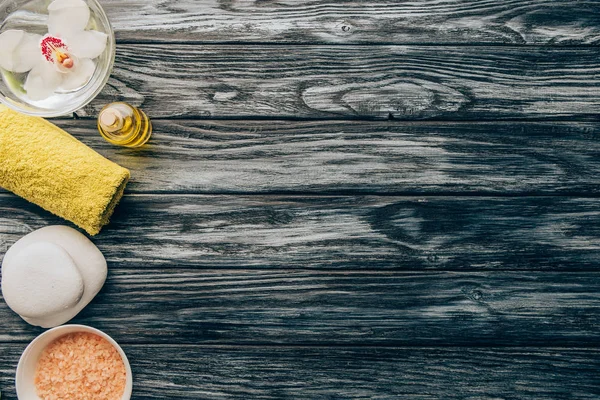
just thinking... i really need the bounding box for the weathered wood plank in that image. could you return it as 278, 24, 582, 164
1, 269, 600, 345
33, 120, 600, 195
1, 195, 599, 271
1, 346, 599, 399
101, 0, 600, 45
85, 45, 600, 119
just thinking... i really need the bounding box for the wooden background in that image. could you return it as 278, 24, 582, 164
1, 0, 600, 398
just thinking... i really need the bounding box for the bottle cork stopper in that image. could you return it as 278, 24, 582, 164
100, 109, 118, 126
99, 108, 124, 132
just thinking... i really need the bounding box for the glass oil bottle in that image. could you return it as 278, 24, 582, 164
97, 102, 152, 148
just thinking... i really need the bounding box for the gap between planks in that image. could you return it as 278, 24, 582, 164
67, 116, 600, 123
1, 342, 599, 350
113, 40, 600, 48
3, 192, 600, 198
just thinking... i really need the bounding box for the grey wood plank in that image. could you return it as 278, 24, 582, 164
101, 0, 600, 45
1, 269, 599, 345
1, 345, 599, 399
1, 195, 599, 271
33, 120, 600, 195
84, 45, 600, 119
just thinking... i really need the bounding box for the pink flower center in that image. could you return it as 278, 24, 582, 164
40, 36, 74, 69
41, 36, 66, 61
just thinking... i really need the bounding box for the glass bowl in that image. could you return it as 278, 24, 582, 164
0, 0, 115, 117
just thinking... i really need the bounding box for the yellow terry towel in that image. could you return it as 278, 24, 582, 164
0, 105, 130, 235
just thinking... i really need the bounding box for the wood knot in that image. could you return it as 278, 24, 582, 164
334, 21, 354, 36
469, 290, 483, 301
213, 91, 239, 102
426, 254, 439, 263
461, 285, 485, 302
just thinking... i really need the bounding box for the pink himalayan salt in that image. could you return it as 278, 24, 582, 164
34, 332, 126, 400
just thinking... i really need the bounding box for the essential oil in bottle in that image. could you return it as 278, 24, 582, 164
97, 102, 152, 148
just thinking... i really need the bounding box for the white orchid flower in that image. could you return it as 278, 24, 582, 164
0, 0, 107, 101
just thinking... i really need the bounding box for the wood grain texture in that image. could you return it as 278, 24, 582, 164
1, 1, 599, 398
83, 45, 600, 119
1, 269, 600, 345
1, 195, 599, 271
33, 120, 600, 195
102, 0, 600, 45
1, 346, 600, 399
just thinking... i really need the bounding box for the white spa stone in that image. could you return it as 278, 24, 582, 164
1, 225, 107, 328
3, 242, 84, 319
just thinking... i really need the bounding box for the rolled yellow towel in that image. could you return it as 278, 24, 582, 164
0, 105, 129, 235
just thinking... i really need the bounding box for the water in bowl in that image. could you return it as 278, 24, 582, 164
0, 0, 108, 110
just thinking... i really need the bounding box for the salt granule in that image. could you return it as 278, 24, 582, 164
35, 332, 126, 400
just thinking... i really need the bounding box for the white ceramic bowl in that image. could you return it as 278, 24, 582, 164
16, 324, 133, 400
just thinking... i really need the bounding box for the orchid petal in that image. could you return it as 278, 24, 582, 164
24, 62, 62, 101
60, 57, 95, 91
48, 0, 90, 37
13, 33, 43, 73
0, 30, 25, 71
64, 30, 107, 59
